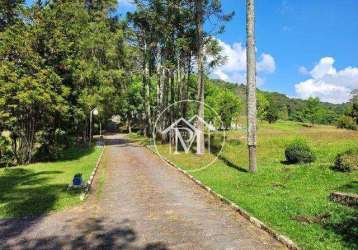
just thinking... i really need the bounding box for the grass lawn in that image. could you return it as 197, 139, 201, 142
0, 146, 102, 218
130, 121, 358, 250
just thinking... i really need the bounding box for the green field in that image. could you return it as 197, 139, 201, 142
0, 146, 102, 218
130, 121, 358, 250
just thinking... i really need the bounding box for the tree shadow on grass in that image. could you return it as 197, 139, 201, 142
59, 146, 96, 161
323, 209, 358, 249
280, 160, 292, 165
0, 168, 70, 219
1, 217, 168, 250
207, 138, 248, 173
337, 180, 358, 194
34, 145, 96, 163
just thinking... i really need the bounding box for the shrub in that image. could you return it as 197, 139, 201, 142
336, 116, 357, 130
285, 139, 316, 164
34, 129, 70, 161
0, 135, 13, 167
334, 149, 358, 172
264, 105, 279, 124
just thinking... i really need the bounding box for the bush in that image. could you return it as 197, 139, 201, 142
285, 139, 316, 164
34, 129, 70, 161
336, 116, 357, 130
0, 136, 13, 167
334, 149, 358, 172
264, 105, 279, 124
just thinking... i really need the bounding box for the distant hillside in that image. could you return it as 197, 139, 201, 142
209, 79, 349, 124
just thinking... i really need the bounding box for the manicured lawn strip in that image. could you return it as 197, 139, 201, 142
95, 148, 108, 200
0, 146, 102, 218
130, 121, 358, 249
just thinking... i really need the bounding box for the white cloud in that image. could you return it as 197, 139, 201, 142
118, 0, 134, 7
257, 53, 276, 73
210, 39, 276, 85
295, 57, 358, 104
298, 66, 309, 75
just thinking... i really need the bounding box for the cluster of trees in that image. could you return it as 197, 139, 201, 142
233, 83, 358, 127
1, 0, 355, 167
0, 0, 131, 164
337, 90, 358, 130
0, 0, 239, 166
124, 0, 234, 149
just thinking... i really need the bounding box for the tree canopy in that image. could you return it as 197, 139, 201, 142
0, 0, 355, 166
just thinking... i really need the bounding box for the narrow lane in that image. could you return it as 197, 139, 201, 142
0, 134, 285, 250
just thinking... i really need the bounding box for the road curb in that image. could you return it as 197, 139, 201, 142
146, 145, 299, 250
83, 145, 105, 197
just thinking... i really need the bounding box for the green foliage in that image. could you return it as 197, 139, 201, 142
303, 97, 321, 125
352, 102, 358, 124
285, 139, 316, 164
0, 0, 351, 168
336, 90, 358, 131
217, 90, 241, 129
0, 0, 23, 31
334, 148, 358, 172
264, 102, 279, 123
206, 82, 241, 129
231, 84, 344, 126
0, 135, 13, 167
257, 92, 269, 119
114, 78, 144, 131
337, 116, 357, 130
35, 129, 71, 161
0, 1, 130, 163
350, 90, 358, 124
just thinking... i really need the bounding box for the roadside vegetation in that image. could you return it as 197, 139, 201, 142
2, 0, 357, 168
130, 121, 358, 250
1, 0, 358, 248
0, 146, 101, 218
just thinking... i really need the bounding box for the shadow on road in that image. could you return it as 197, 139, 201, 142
104, 136, 143, 148
1, 217, 168, 250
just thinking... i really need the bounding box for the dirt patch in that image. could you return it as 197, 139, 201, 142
292, 212, 331, 224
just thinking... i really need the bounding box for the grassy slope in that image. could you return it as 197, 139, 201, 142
132, 121, 358, 250
0, 146, 102, 218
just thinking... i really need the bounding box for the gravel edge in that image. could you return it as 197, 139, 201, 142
83, 145, 105, 197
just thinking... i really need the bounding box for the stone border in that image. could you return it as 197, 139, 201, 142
83, 145, 105, 196
146, 145, 299, 250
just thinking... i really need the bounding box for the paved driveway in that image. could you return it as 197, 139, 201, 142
0, 134, 285, 250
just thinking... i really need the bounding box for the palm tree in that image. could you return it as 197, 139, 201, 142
246, 0, 257, 172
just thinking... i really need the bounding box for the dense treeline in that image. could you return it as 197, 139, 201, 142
0, 0, 131, 164
0, 0, 356, 167
0, 0, 237, 166
231, 82, 358, 126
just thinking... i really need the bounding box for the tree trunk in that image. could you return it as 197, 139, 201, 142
182, 55, 191, 117
156, 43, 162, 115
195, 0, 205, 155
142, 41, 152, 136
246, 0, 257, 172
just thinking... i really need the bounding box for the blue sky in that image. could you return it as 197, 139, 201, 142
216, 0, 358, 103
117, 0, 358, 103
27, 0, 358, 103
